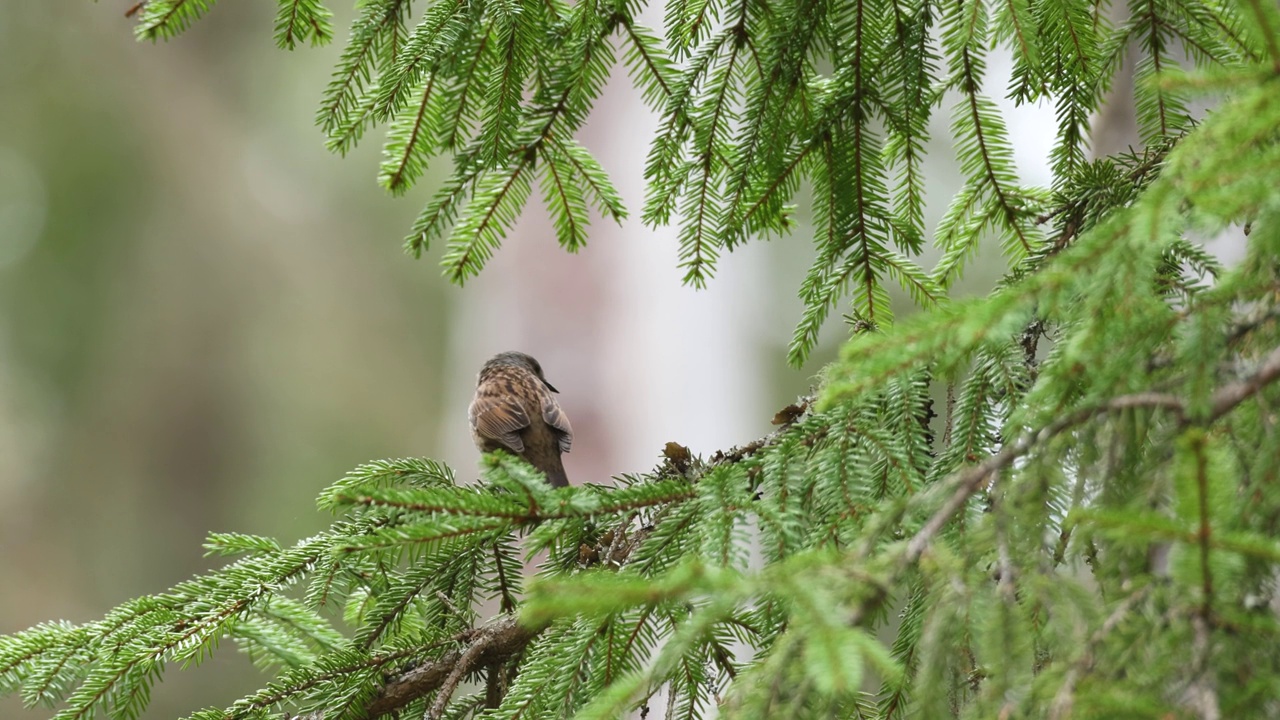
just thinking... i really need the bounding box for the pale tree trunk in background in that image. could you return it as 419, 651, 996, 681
1091, 35, 1141, 158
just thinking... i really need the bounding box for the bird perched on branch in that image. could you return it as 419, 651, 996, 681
469, 351, 573, 487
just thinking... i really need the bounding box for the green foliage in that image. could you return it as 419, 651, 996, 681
128, 0, 1261, 365
124, 0, 1269, 361
274, 0, 335, 49
6, 0, 1280, 718
133, 0, 221, 40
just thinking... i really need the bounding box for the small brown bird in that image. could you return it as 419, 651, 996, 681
469, 351, 573, 487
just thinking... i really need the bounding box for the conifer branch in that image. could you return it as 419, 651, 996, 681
424, 620, 505, 720
278, 617, 536, 720
351, 514, 667, 718
442, 23, 493, 150
296, 339, 1280, 718
904, 344, 1280, 567
318, 0, 408, 133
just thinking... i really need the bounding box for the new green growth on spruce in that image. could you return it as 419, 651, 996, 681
5, 0, 1280, 717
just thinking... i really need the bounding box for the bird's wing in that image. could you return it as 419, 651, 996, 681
470, 393, 531, 453
541, 390, 573, 454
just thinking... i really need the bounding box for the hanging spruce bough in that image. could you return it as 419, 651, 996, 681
5, 0, 1280, 718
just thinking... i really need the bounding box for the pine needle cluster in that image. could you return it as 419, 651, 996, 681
5, 0, 1280, 718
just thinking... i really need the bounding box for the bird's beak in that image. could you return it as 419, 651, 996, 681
544, 380, 560, 393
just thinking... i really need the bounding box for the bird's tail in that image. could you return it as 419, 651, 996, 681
542, 457, 569, 488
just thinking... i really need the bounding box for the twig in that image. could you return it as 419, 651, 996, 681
1048, 587, 1150, 720
606, 512, 638, 567
1052, 469, 1089, 567
363, 614, 537, 719
1185, 433, 1221, 720
427, 626, 497, 720
941, 382, 957, 450
709, 398, 815, 466
493, 545, 516, 614
1225, 305, 1280, 346
1208, 344, 1280, 422
902, 344, 1280, 569
1191, 435, 1214, 620
1185, 615, 1221, 720
434, 591, 465, 619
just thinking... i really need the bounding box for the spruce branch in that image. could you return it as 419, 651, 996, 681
134, 0, 219, 40
422, 616, 528, 720
276, 617, 534, 720
348, 512, 669, 719
905, 342, 1280, 567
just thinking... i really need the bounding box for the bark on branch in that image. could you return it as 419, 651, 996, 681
364, 614, 538, 719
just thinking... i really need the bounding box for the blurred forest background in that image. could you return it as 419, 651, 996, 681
0, 3, 1066, 718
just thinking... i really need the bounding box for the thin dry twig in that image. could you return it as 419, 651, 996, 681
364, 614, 537, 719
1208, 344, 1280, 421
427, 625, 499, 720
902, 344, 1280, 572
1185, 615, 1221, 720
1048, 587, 1151, 720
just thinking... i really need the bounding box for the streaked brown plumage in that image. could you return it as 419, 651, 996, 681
469, 351, 572, 487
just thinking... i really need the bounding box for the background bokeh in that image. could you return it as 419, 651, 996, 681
0, 3, 1070, 718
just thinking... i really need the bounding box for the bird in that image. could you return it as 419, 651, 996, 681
469, 351, 573, 487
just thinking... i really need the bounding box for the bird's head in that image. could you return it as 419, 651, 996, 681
479, 351, 559, 392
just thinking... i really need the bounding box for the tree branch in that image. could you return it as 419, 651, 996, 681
426, 621, 502, 720
1208, 344, 1280, 421
303, 344, 1280, 719
903, 342, 1280, 572
363, 614, 538, 719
